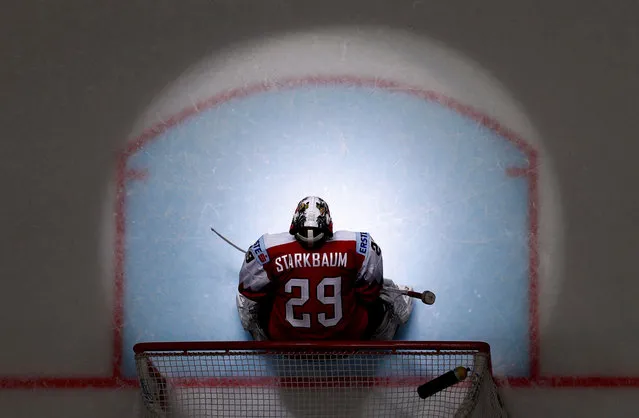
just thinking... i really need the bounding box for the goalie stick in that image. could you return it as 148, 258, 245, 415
210, 225, 436, 305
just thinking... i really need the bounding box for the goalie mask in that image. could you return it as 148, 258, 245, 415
289, 196, 333, 248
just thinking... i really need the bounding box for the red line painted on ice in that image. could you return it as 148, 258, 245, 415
527, 151, 540, 381
111, 153, 127, 380
506, 167, 530, 177
505, 161, 540, 379
124, 168, 148, 182
0, 377, 126, 390
502, 376, 639, 388
123, 75, 537, 158
3, 375, 639, 390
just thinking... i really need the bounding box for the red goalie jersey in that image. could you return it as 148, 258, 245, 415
238, 230, 384, 340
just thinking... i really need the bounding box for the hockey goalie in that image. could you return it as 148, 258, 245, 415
237, 196, 413, 341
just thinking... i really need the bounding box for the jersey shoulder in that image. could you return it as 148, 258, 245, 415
330, 230, 379, 256
246, 232, 296, 265
262, 232, 296, 249
330, 230, 358, 242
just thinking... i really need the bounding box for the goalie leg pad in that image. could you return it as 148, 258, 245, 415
236, 293, 269, 341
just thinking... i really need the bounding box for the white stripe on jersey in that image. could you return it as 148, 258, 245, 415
330, 230, 357, 241
262, 232, 296, 249
354, 231, 383, 286
239, 249, 270, 292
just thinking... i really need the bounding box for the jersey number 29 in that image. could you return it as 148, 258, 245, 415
284, 277, 343, 328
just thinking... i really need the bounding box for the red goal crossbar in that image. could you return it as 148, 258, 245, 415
134, 340, 491, 354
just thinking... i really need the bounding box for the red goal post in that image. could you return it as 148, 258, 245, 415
133, 340, 508, 418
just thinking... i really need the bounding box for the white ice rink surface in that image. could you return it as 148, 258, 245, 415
2, 1, 639, 417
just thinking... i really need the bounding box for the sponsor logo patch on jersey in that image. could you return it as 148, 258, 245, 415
251, 236, 270, 265
356, 232, 369, 256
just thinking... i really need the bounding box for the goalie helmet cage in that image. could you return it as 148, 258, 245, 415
133, 340, 508, 418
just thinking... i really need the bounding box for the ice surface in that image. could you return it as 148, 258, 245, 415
2, 1, 639, 417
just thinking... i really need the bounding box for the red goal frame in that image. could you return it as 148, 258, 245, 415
134, 340, 492, 355
134, 340, 502, 417
134, 340, 495, 398
134, 340, 495, 384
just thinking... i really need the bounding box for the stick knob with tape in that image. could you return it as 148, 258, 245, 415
417, 366, 469, 399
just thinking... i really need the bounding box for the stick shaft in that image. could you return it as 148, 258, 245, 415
404, 290, 423, 299
210, 226, 245, 253
383, 286, 422, 299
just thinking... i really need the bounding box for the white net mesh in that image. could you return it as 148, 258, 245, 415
134, 341, 508, 418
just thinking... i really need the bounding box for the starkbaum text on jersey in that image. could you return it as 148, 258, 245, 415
274, 252, 348, 273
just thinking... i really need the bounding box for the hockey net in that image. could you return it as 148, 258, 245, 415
133, 341, 507, 418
